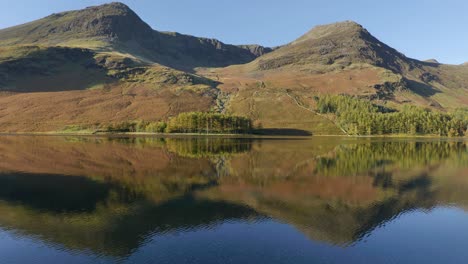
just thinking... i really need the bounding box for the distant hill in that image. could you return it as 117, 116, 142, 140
0, 3, 466, 134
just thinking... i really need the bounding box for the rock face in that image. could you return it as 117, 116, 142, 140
153, 33, 273, 70
0, 2, 272, 70
237, 45, 274, 57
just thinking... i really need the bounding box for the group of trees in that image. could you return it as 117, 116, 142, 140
135, 121, 167, 133
165, 112, 252, 134
101, 112, 252, 134
316, 95, 468, 136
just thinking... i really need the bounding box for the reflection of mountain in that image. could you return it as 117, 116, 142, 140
0, 136, 251, 180
0, 189, 259, 257
209, 139, 467, 244
0, 136, 466, 256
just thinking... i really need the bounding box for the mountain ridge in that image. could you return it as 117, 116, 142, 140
0, 2, 272, 70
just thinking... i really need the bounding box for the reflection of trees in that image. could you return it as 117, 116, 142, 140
314, 141, 468, 176
0, 137, 465, 256
164, 137, 253, 158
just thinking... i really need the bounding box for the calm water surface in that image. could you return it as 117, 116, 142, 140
0, 136, 466, 264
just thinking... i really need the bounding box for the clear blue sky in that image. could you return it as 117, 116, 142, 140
0, 0, 466, 64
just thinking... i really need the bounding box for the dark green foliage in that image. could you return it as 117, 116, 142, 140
105, 122, 137, 133
316, 95, 468, 136
166, 112, 252, 134
98, 121, 167, 133
90, 112, 252, 134
135, 121, 167, 133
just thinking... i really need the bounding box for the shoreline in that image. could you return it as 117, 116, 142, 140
0, 131, 466, 139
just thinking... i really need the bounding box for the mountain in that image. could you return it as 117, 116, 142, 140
0, 2, 271, 70
202, 21, 468, 131
252, 21, 415, 73
0, 3, 466, 134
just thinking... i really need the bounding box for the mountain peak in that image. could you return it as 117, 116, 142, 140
254, 20, 412, 73
84, 2, 133, 14
0, 1, 153, 45
0, 3, 270, 70
103, 2, 131, 8
314, 20, 364, 31
292, 20, 366, 45
424, 59, 439, 64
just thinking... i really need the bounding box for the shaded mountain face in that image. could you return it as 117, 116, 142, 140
153, 32, 273, 70
0, 2, 271, 70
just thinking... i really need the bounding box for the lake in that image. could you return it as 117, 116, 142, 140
0, 135, 466, 264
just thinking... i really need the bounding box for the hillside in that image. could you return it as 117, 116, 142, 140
0, 2, 271, 71
0, 3, 466, 134
198, 21, 468, 133
253, 21, 413, 73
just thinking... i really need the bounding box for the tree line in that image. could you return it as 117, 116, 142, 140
165, 112, 252, 134
101, 112, 252, 134
316, 95, 468, 136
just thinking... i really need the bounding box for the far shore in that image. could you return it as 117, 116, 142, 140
0, 131, 466, 140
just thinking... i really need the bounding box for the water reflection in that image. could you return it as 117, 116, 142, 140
0, 136, 466, 261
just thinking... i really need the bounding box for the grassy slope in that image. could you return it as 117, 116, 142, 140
0, 45, 218, 132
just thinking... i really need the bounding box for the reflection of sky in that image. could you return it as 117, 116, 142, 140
352, 207, 468, 264
0, 229, 115, 264
1, 207, 468, 264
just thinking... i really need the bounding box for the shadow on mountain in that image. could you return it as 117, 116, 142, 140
406, 79, 441, 98
0, 46, 113, 92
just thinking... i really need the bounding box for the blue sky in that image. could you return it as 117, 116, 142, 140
0, 0, 467, 64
